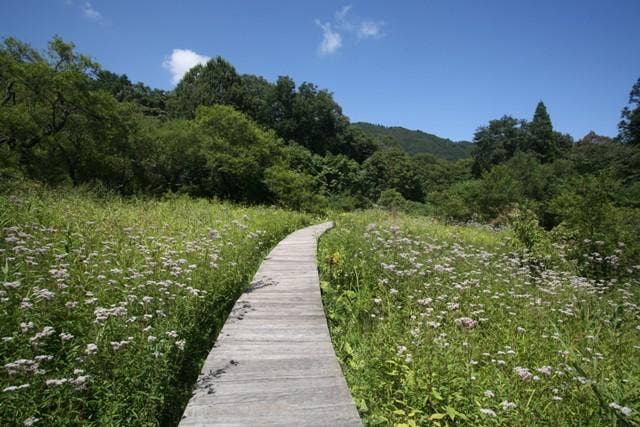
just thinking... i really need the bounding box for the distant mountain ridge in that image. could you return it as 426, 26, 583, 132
354, 122, 474, 161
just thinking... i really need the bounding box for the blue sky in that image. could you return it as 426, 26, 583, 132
1, 0, 639, 141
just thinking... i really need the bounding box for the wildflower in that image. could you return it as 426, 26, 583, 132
94, 306, 127, 323
46, 378, 68, 387
30, 326, 55, 343
85, 343, 98, 355
610, 402, 632, 416
3, 280, 21, 289
32, 287, 55, 301
70, 375, 89, 390
501, 400, 517, 411
537, 366, 552, 376
20, 322, 34, 333
60, 332, 74, 342
4, 359, 38, 375
514, 366, 533, 381
484, 390, 495, 398
3, 384, 30, 392
552, 395, 563, 401
110, 341, 128, 351
148, 335, 157, 343
480, 408, 497, 417
389, 288, 398, 295
175, 339, 186, 350
455, 317, 478, 329
23, 417, 39, 426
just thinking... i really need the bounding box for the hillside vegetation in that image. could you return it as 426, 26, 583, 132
353, 122, 474, 160
0, 183, 309, 425
319, 211, 640, 425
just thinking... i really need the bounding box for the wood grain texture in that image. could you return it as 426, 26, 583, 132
179, 222, 361, 427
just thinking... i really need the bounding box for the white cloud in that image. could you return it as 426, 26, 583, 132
316, 21, 343, 56
162, 49, 211, 85
316, 5, 384, 57
357, 21, 384, 39
335, 5, 353, 29
81, 2, 102, 21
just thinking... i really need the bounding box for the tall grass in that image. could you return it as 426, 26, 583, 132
319, 210, 639, 426
0, 183, 309, 425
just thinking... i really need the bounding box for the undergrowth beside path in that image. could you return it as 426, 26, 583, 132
0, 183, 309, 425
319, 211, 639, 426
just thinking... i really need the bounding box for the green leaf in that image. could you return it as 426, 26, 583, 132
431, 389, 444, 401
344, 341, 354, 356
428, 413, 446, 421
445, 405, 457, 420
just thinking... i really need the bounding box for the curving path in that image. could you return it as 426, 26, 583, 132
179, 222, 361, 426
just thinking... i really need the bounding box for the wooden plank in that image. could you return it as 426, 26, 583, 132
179, 222, 361, 426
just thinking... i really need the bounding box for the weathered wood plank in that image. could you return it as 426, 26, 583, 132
179, 222, 361, 426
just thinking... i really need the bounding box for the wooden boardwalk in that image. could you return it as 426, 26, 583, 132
179, 222, 361, 426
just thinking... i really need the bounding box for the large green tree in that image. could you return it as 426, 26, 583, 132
524, 101, 572, 162
471, 116, 526, 176
618, 77, 640, 145
0, 36, 144, 189
170, 57, 243, 118
362, 149, 424, 201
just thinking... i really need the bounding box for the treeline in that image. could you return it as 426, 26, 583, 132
353, 122, 474, 160
1, 36, 639, 278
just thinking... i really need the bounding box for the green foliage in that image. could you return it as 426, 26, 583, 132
319, 211, 640, 426
618, 77, 640, 145
0, 185, 310, 425
471, 116, 526, 176
549, 174, 640, 278
376, 188, 407, 210
430, 180, 482, 222
93, 70, 168, 118
476, 164, 524, 220
170, 57, 243, 119
263, 165, 327, 212
362, 149, 424, 202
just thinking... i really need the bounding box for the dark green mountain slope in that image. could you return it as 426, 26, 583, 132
354, 122, 474, 160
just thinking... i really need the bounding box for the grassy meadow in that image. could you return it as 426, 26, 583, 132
0, 183, 310, 425
319, 211, 640, 426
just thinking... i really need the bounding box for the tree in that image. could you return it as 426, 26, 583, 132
618, 77, 640, 145
471, 116, 526, 176
93, 70, 168, 118
170, 57, 243, 118
524, 101, 572, 162
0, 36, 141, 188
194, 104, 282, 202
335, 125, 379, 163
362, 149, 424, 201
289, 82, 348, 154
263, 165, 326, 212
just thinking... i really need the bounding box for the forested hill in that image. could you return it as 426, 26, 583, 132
353, 122, 474, 160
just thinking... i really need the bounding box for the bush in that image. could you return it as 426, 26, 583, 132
377, 188, 406, 211
549, 175, 640, 278
263, 165, 327, 212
